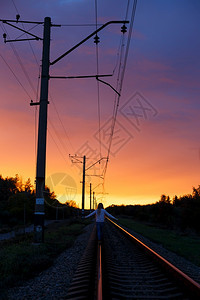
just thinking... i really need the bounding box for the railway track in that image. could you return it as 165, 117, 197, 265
66, 219, 200, 299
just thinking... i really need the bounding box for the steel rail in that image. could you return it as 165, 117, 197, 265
66, 225, 97, 299
107, 218, 200, 298
66, 225, 103, 299
97, 243, 103, 300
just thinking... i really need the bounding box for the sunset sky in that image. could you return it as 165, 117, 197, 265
0, 0, 200, 209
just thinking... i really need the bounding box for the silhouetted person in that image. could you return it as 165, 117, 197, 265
85, 203, 117, 241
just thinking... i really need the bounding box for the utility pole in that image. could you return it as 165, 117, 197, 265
93, 191, 95, 210
0, 16, 46, 243
34, 17, 51, 243
2, 16, 128, 242
90, 183, 92, 212
69, 154, 86, 216
70, 155, 106, 215
95, 196, 97, 209
82, 155, 86, 217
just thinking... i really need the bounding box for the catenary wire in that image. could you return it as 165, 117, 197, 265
104, 0, 137, 173
87, 0, 133, 201
47, 128, 71, 167
103, 0, 137, 173
0, 51, 32, 100
49, 94, 76, 153
101, 19, 127, 191
102, 0, 137, 193
11, 0, 41, 162
11, 0, 76, 165
1, 21, 73, 178
59, 23, 104, 27
1, 3, 79, 200
7, 0, 135, 205
94, 0, 102, 165
1, 21, 37, 98
91, 0, 131, 202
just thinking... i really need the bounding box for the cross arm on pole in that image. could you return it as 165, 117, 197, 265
86, 157, 107, 171
93, 183, 103, 191
0, 19, 43, 24
49, 74, 113, 79
69, 154, 83, 164
86, 174, 104, 180
96, 76, 120, 96
2, 21, 42, 41
50, 20, 129, 66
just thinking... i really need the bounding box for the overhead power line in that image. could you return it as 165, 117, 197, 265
2, 2, 135, 214
0, 51, 31, 100
60, 23, 104, 27
102, 0, 138, 192
0, 22, 37, 98
10, 0, 76, 163
94, 0, 102, 168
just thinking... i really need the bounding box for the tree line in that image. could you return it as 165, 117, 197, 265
107, 186, 200, 233
1, 174, 200, 233
0, 175, 78, 229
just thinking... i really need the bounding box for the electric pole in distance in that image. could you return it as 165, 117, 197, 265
82, 155, 86, 217
70, 155, 106, 216
90, 183, 92, 212
93, 191, 95, 210
69, 154, 86, 218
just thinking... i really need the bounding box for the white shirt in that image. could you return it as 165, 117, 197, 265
85, 208, 117, 222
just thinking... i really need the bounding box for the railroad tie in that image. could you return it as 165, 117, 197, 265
66, 225, 97, 299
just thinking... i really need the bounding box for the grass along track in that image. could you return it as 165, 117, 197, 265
0, 219, 89, 294
118, 218, 200, 267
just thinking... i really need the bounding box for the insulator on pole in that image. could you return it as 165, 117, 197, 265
3, 33, 6, 43
16, 14, 20, 22
94, 34, 100, 44
121, 24, 127, 33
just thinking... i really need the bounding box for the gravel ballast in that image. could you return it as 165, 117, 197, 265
119, 223, 200, 285
6, 223, 94, 300
6, 220, 200, 299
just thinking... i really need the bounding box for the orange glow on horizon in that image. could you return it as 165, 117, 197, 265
0, 1, 200, 210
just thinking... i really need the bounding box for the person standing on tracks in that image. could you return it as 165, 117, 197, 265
85, 203, 118, 241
